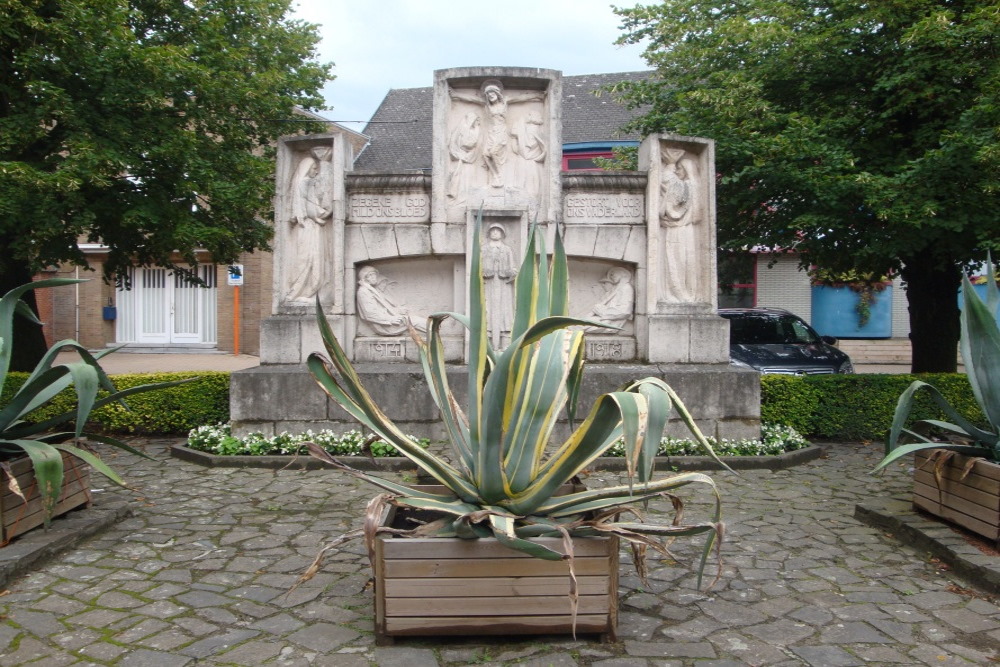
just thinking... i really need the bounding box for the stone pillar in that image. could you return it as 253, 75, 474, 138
260, 132, 351, 364
639, 134, 728, 363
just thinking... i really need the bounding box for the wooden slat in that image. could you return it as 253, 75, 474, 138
2, 472, 89, 504
914, 494, 999, 540
384, 614, 612, 636
385, 594, 609, 617
914, 459, 1000, 496
383, 555, 611, 578
914, 470, 1000, 511
383, 575, 609, 598
915, 480, 1000, 523
916, 452, 1000, 484
2, 453, 91, 542
380, 535, 612, 559
2, 488, 92, 541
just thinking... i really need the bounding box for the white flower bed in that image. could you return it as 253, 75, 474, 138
187, 423, 807, 458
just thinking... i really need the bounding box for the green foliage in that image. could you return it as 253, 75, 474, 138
0, 0, 332, 281
3, 371, 228, 435
762, 373, 986, 442
760, 376, 821, 435
306, 216, 725, 588
612, 0, 1000, 371
876, 260, 1000, 469
0, 280, 187, 522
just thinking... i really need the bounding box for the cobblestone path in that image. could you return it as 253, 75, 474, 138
1, 440, 998, 666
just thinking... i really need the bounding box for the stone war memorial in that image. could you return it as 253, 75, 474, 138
231, 67, 760, 439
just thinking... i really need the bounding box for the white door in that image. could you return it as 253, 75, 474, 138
117, 265, 217, 344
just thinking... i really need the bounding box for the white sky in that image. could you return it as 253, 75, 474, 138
289, 0, 650, 132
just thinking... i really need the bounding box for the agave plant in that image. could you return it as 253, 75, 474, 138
875, 255, 1000, 472
304, 215, 726, 586
1, 279, 189, 522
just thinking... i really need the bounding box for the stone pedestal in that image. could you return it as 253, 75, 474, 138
231, 363, 760, 442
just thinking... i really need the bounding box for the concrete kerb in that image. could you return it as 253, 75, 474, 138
0, 501, 132, 589
856, 495, 1000, 595
168, 443, 826, 472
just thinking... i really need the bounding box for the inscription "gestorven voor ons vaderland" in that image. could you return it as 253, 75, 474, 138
563, 194, 643, 222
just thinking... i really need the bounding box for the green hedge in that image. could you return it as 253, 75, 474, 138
762, 373, 984, 441
1, 371, 230, 435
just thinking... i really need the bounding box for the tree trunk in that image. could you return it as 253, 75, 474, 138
0, 256, 49, 372
901, 254, 961, 373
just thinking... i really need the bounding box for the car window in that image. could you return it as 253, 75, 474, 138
783, 317, 817, 343
729, 314, 818, 345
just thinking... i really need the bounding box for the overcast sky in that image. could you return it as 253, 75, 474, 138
289, 0, 650, 132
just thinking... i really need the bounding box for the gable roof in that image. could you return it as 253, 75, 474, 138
353, 71, 651, 172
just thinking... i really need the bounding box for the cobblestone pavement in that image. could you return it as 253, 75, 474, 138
2, 440, 999, 666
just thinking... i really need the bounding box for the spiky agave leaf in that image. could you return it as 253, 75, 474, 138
307, 304, 480, 503
877, 259, 1000, 471
960, 273, 1000, 435
303, 218, 727, 592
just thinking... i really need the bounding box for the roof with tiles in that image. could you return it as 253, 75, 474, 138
353, 71, 651, 173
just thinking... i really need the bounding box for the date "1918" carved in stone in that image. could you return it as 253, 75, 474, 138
587, 340, 625, 360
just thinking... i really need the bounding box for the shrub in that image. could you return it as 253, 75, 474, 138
762, 373, 984, 441
2, 371, 229, 435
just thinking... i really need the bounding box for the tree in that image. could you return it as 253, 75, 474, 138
0, 0, 332, 369
611, 0, 1000, 372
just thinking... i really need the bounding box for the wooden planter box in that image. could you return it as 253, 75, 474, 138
372, 487, 619, 644
914, 450, 1000, 542
1, 451, 92, 544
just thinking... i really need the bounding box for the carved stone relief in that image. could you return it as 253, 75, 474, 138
355, 265, 427, 336
658, 147, 702, 304
481, 224, 518, 349
445, 79, 547, 216
582, 267, 635, 334
285, 146, 334, 304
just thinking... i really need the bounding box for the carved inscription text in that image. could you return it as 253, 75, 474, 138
368, 341, 404, 359
564, 195, 643, 223
350, 194, 430, 222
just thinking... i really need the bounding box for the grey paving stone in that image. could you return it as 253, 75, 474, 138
286, 622, 360, 652
174, 590, 231, 608
792, 645, 863, 666
933, 607, 1000, 633
80, 640, 130, 661
214, 639, 286, 664
709, 631, 790, 665
518, 653, 579, 667
820, 621, 894, 644
623, 640, 716, 658
371, 647, 440, 667
744, 618, 817, 645
7, 609, 66, 637
249, 612, 306, 634
697, 598, 767, 625
119, 648, 193, 666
